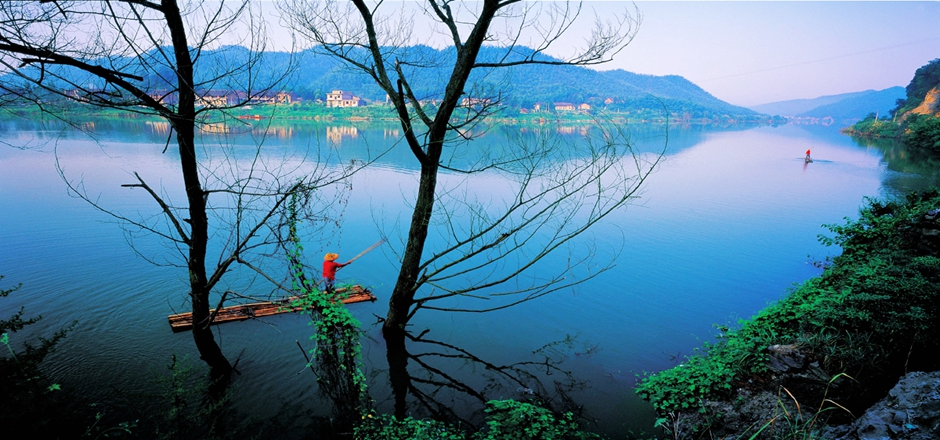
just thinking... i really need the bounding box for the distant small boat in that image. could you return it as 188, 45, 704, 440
167, 285, 376, 332
804, 157, 813, 163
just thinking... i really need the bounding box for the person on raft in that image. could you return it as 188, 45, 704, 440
323, 252, 350, 294
805, 149, 812, 162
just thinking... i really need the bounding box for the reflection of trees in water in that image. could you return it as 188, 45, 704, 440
381, 327, 592, 429
304, 324, 593, 434
850, 136, 940, 195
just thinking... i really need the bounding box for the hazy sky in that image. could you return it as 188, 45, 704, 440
263, 1, 939, 108
603, 2, 940, 107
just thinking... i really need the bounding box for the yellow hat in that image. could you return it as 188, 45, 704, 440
324, 253, 339, 261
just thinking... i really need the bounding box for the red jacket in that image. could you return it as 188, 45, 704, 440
323, 260, 347, 280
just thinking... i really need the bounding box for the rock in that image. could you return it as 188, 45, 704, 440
767, 344, 806, 374
826, 371, 940, 440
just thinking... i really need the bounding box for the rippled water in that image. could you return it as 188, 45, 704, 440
1, 119, 935, 436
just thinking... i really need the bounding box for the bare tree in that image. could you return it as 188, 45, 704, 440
279, 0, 660, 332
0, 0, 354, 383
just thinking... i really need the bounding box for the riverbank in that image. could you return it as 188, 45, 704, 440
636, 188, 940, 438
1, 100, 784, 127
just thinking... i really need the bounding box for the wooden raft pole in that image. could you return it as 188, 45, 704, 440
167, 285, 376, 333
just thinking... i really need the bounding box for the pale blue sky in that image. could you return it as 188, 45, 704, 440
603, 2, 940, 106
260, 1, 939, 107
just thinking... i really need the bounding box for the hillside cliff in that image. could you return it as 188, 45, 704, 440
910, 87, 940, 117
843, 58, 940, 159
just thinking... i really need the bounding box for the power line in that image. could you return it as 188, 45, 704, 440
698, 36, 940, 83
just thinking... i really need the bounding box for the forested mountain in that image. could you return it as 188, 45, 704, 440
750, 87, 905, 120
1, 45, 758, 118
288, 46, 758, 117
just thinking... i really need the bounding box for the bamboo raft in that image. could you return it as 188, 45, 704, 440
167, 285, 376, 332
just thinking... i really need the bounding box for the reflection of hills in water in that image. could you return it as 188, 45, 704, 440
847, 135, 940, 196
0, 115, 769, 169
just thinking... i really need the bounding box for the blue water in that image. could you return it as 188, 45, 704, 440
0, 120, 934, 437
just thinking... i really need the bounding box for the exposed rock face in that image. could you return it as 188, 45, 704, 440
910, 87, 940, 117
918, 208, 940, 256
826, 371, 940, 440
766, 344, 832, 385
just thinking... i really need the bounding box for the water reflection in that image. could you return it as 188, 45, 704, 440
8, 117, 936, 438
380, 327, 591, 429
845, 134, 940, 195
326, 125, 359, 144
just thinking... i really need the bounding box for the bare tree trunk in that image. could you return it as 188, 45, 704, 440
281, 0, 647, 330
386, 162, 439, 329
164, 0, 232, 380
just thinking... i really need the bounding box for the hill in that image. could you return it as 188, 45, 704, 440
749, 87, 905, 119
0, 45, 759, 119
288, 46, 758, 118
843, 58, 940, 159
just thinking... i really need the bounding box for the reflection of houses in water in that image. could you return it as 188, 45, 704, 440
326, 126, 359, 144
255, 126, 294, 138
146, 121, 171, 134
200, 122, 230, 134
383, 128, 400, 138
555, 125, 591, 136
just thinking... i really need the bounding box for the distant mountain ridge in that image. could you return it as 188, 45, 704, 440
749, 87, 905, 120
1, 45, 759, 118
289, 47, 759, 117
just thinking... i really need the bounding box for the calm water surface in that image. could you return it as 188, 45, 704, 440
1, 119, 936, 437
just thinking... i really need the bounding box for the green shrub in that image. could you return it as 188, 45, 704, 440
636, 188, 940, 435
354, 400, 601, 440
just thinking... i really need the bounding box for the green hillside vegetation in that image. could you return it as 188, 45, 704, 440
844, 59, 940, 159
638, 58, 940, 439
0, 45, 764, 120
636, 188, 940, 438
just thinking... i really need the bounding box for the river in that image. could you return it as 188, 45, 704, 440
1, 117, 936, 437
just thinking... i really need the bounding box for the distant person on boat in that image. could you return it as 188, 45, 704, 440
805, 149, 812, 163
323, 252, 350, 294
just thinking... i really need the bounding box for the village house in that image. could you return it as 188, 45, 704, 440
326, 90, 362, 107
250, 91, 293, 105
554, 102, 576, 112
578, 103, 591, 111
197, 90, 241, 107
461, 97, 491, 107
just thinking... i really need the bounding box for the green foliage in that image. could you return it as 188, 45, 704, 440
285, 192, 371, 418
140, 354, 259, 440
902, 58, 940, 112
1, 277, 80, 438
354, 412, 469, 440
476, 400, 602, 440
636, 188, 940, 436
841, 115, 901, 139
904, 113, 940, 158
844, 58, 940, 144
354, 400, 602, 440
